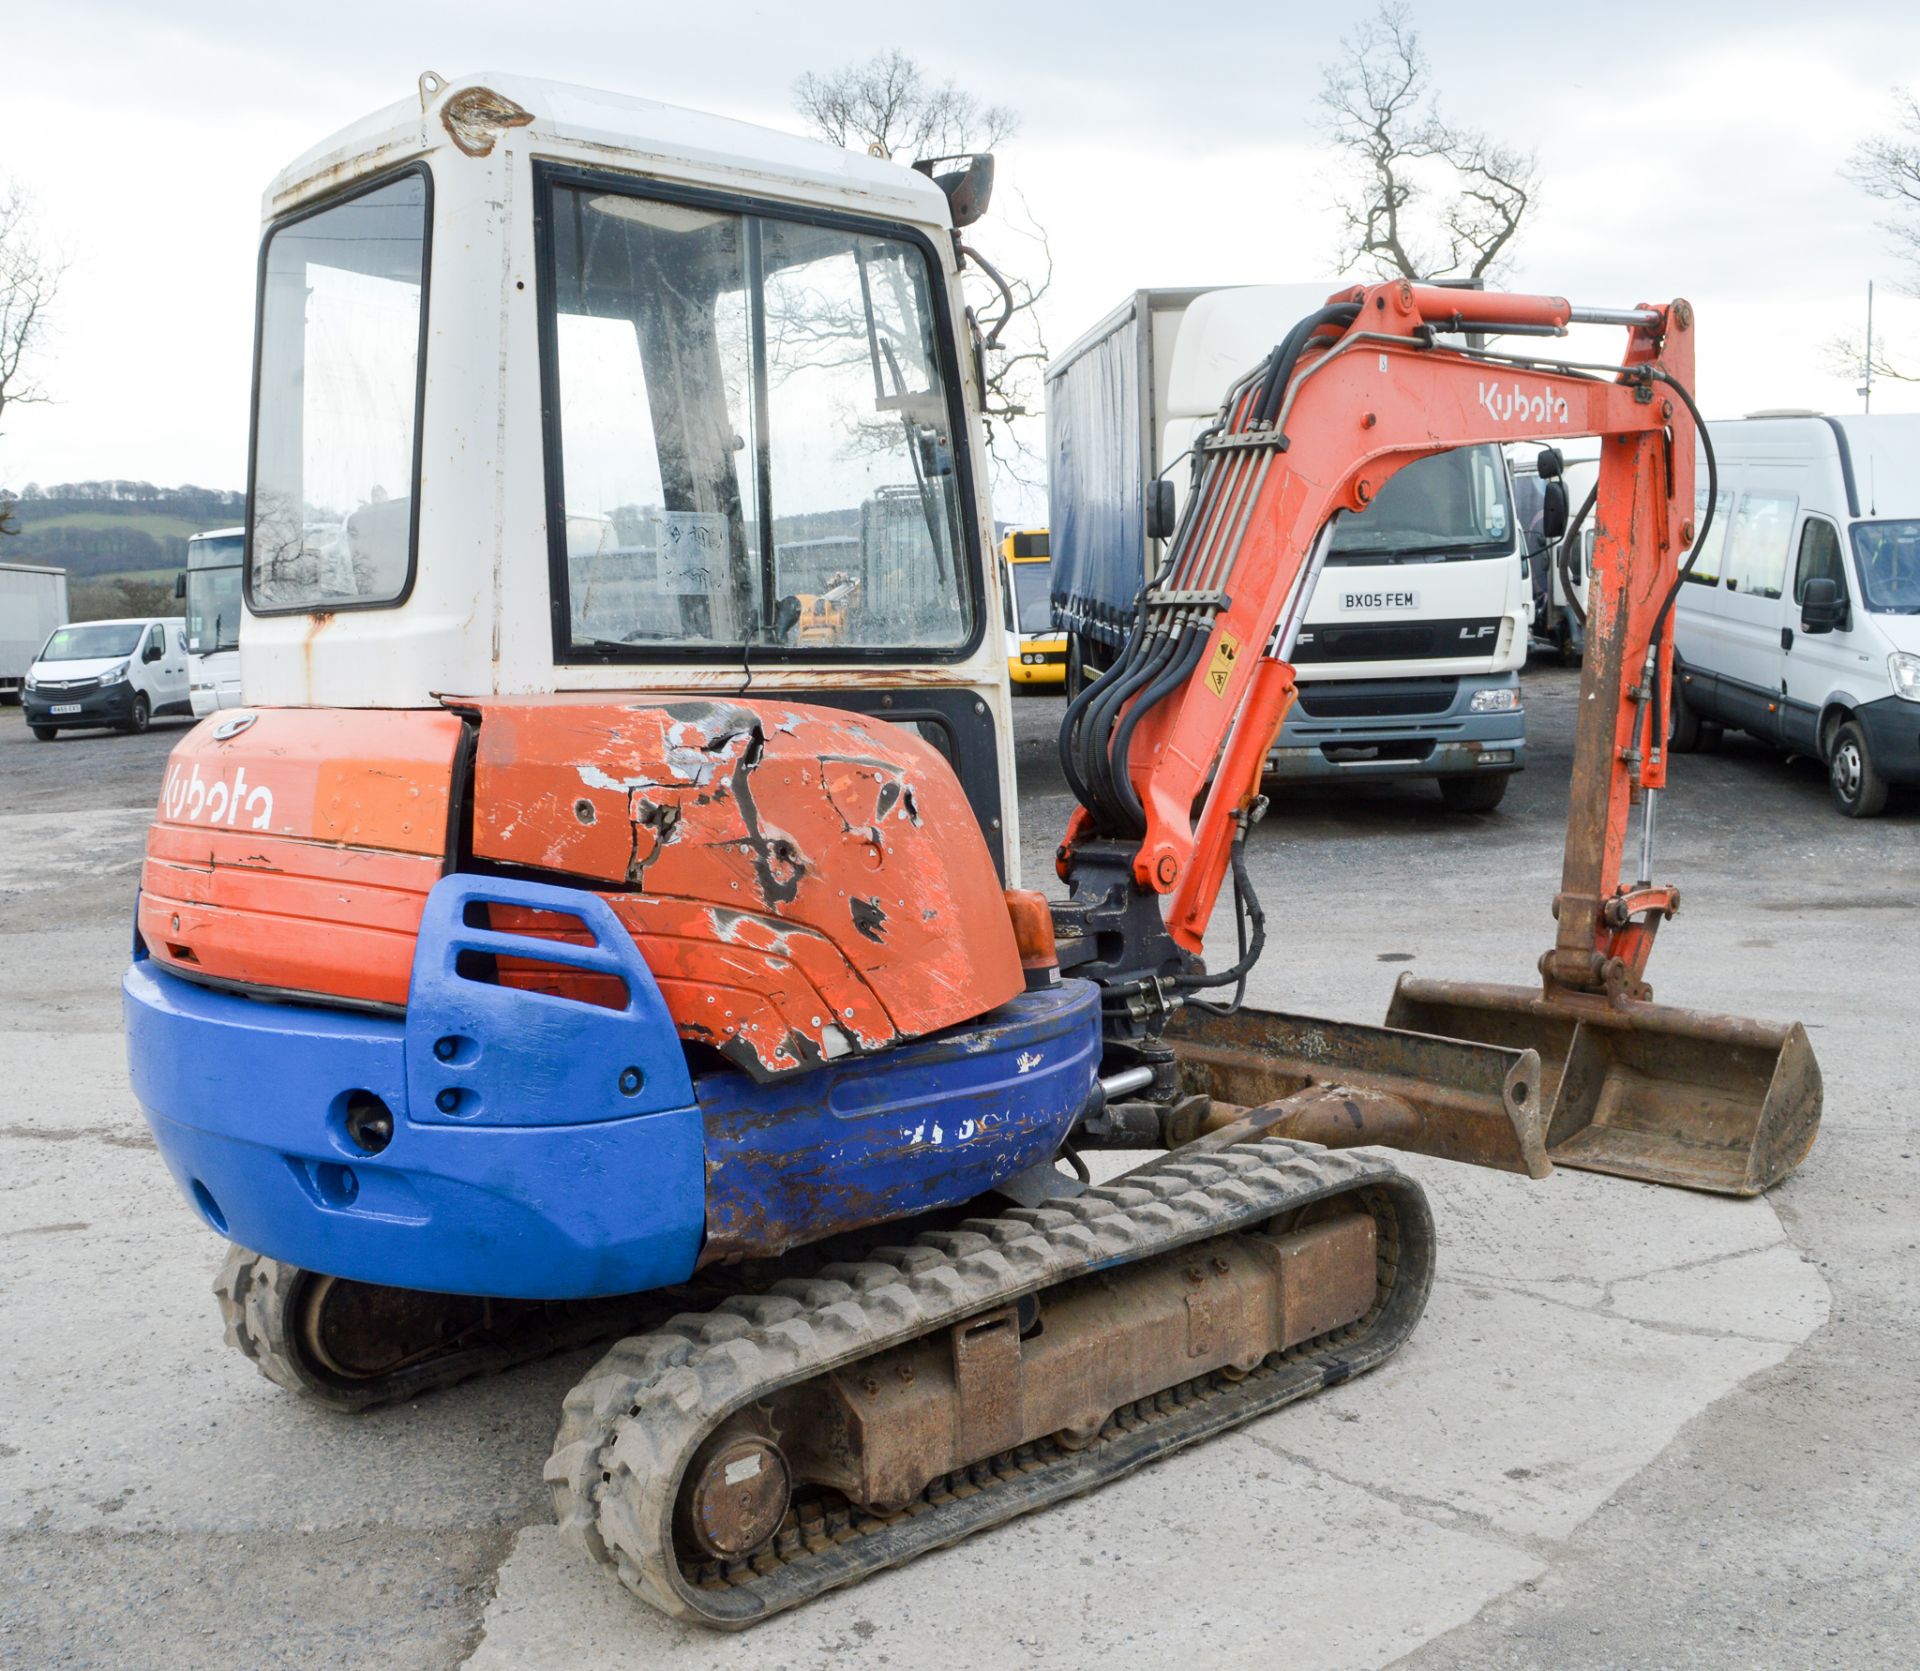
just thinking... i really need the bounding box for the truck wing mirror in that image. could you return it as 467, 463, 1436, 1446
1147, 478, 1177, 542
1799, 576, 1847, 634
175, 571, 187, 600
1541, 478, 1569, 543
912, 153, 995, 230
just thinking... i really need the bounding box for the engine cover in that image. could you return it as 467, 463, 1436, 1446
466, 697, 1024, 1077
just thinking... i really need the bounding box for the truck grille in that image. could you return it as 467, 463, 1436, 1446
1294, 677, 1460, 719
1291, 618, 1504, 663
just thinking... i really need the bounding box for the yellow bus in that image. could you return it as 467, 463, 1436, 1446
1002, 529, 1065, 687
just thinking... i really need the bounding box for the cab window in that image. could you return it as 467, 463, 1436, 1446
249, 171, 429, 612
1793, 518, 1847, 603
1687, 487, 1733, 583
1722, 493, 1796, 599
542, 172, 974, 660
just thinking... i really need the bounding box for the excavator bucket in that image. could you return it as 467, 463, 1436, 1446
1164, 1003, 1553, 1179
1383, 977, 1822, 1196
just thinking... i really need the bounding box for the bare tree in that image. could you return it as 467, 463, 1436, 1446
793, 51, 1051, 482
1318, 2, 1539, 282
1829, 88, 1920, 388
0, 180, 64, 536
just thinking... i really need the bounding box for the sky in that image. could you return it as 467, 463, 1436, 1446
4, 0, 1920, 524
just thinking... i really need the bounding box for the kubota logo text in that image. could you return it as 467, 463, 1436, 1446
163, 761, 275, 830
1478, 380, 1570, 426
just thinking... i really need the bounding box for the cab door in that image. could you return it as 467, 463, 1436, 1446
1782, 515, 1871, 751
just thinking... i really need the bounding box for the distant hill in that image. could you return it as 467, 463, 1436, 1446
0, 482, 245, 580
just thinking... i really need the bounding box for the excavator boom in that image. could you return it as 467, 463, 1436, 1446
1057, 280, 1819, 1195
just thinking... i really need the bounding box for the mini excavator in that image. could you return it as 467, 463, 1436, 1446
124, 74, 1819, 1627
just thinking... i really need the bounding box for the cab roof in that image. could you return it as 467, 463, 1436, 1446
266, 71, 953, 228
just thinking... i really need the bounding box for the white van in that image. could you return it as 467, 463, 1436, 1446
22, 616, 191, 741
1672, 414, 1920, 816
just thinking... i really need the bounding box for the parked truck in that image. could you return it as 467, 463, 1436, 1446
0, 562, 70, 704
1048, 285, 1531, 810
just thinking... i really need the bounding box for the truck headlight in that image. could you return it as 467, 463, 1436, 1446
1890, 652, 1920, 703
1470, 687, 1520, 713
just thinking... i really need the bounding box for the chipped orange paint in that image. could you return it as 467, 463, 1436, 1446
468, 697, 1023, 1076
137, 698, 1024, 1078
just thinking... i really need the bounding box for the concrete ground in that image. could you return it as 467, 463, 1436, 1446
1, 665, 1914, 1668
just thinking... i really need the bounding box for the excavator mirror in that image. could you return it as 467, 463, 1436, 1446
1147, 478, 1178, 542
912, 152, 995, 229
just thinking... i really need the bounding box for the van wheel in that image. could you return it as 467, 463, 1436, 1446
1668, 683, 1703, 752
1828, 720, 1890, 818
122, 693, 151, 735
31, 725, 57, 741
1439, 774, 1509, 813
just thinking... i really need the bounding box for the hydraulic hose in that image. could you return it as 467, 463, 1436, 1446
1638, 368, 1718, 762
1559, 482, 1597, 627
1108, 624, 1212, 835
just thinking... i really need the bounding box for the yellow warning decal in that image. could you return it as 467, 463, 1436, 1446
1204, 631, 1240, 697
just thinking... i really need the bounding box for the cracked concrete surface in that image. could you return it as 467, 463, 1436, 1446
4, 667, 1916, 1668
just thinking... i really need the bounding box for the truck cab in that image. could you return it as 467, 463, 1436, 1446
1048, 285, 1530, 811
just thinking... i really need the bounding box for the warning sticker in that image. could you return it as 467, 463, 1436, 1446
1204, 631, 1241, 697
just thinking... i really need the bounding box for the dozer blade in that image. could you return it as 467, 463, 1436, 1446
1164, 1002, 1552, 1178
1384, 976, 1821, 1196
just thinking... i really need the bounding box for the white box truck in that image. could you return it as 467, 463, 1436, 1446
1672, 412, 1920, 816
1047, 285, 1531, 810
0, 562, 70, 703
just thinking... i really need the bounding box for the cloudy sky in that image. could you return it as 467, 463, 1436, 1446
5, 0, 1919, 520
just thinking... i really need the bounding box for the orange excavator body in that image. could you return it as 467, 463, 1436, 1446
137, 697, 1023, 1079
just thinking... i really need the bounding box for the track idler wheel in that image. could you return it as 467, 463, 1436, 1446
214, 1244, 690, 1412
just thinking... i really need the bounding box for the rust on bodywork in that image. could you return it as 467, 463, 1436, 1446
440, 87, 534, 158
1165, 1001, 1551, 1178
767, 1215, 1379, 1518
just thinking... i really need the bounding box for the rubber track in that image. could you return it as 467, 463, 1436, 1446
546, 1138, 1435, 1628
213, 1246, 692, 1414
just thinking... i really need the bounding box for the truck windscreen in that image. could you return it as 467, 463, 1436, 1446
187, 537, 245, 654
1326, 445, 1511, 565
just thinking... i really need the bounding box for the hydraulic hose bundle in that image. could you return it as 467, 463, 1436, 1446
1057, 303, 1362, 838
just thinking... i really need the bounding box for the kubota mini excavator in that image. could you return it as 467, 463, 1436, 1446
124, 74, 1820, 1628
